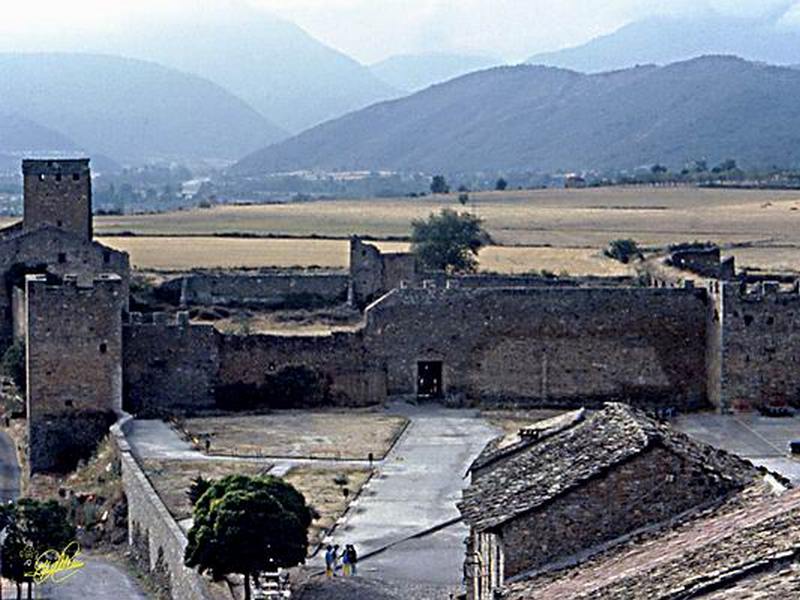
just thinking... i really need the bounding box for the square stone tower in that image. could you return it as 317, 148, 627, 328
25, 273, 123, 473
22, 158, 92, 241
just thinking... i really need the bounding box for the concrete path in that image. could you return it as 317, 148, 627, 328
317, 403, 498, 586
37, 554, 149, 599
675, 412, 800, 483
0, 430, 20, 502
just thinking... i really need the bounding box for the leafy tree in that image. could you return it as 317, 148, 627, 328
430, 175, 449, 195
411, 209, 492, 273
1, 341, 25, 393
458, 193, 469, 206
605, 239, 641, 264
712, 158, 738, 174
495, 177, 508, 191
187, 476, 211, 506
651, 164, 668, 175
185, 475, 312, 600
1, 499, 76, 600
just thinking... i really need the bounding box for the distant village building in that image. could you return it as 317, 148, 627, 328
458, 404, 759, 600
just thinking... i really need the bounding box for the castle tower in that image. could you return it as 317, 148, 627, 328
22, 158, 92, 241
25, 273, 123, 474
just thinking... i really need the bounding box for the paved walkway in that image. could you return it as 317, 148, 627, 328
37, 554, 149, 599
315, 403, 498, 587
675, 412, 800, 483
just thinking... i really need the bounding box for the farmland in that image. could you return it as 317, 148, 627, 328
93, 187, 800, 274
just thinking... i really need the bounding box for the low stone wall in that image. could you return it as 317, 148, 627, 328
113, 416, 219, 600
160, 271, 349, 309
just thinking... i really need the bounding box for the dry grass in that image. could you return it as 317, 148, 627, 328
98, 236, 631, 276
139, 459, 370, 547
283, 466, 372, 546
182, 412, 408, 460
140, 459, 273, 520
93, 187, 800, 275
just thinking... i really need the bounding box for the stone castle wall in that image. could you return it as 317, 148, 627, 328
114, 418, 216, 600
160, 271, 349, 308
717, 281, 800, 411
362, 287, 709, 409
123, 314, 219, 416
26, 273, 124, 473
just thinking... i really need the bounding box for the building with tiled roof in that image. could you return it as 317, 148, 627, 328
458, 403, 763, 600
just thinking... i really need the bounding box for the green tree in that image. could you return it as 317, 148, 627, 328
430, 175, 449, 194
1, 341, 25, 394
185, 475, 312, 600
605, 239, 641, 264
411, 209, 492, 273
495, 177, 508, 191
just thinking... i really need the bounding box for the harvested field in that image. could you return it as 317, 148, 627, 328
182, 412, 409, 460
94, 187, 800, 275
98, 236, 631, 275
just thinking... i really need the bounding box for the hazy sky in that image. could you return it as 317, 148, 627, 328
0, 0, 797, 63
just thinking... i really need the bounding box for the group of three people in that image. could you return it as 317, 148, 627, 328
324, 543, 358, 577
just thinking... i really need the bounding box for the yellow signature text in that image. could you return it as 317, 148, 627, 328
24, 541, 85, 584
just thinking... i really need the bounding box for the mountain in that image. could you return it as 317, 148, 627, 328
371, 52, 501, 92
233, 56, 800, 175
5, 2, 401, 134
0, 53, 285, 165
527, 15, 800, 73
0, 113, 80, 155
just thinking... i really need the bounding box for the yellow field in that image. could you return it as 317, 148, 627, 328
78, 187, 800, 274
98, 236, 632, 275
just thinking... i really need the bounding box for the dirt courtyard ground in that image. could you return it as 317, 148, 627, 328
181, 411, 409, 460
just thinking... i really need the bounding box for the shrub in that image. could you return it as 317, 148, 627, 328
605, 239, 641, 264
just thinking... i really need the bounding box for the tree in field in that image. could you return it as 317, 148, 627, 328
605, 239, 641, 264
411, 209, 492, 274
495, 177, 508, 191
185, 475, 313, 600
430, 175, 449, 194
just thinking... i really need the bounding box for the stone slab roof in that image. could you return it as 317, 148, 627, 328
459, 403, 757, 532
468, 409, 586, 474
505, 486, 800, 600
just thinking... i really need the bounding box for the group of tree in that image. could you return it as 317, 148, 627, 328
185, 474, 314, 600
0, 499, 76, 600
430, 175, 509, 195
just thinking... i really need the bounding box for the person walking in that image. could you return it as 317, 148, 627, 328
332, 544, 341, 576
324, 545, 335, 578
347, 544, 358, 576
342, 544, 351, 576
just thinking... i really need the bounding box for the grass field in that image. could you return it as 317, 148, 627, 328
91, 187, 800, 274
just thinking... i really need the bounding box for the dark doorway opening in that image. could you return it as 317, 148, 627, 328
417, 361, 443, 399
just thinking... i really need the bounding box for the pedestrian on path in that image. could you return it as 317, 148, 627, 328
342, 544, 351, 576
332, 544, 341, 575
324, 545, 335, 578
346, 544, 358, 576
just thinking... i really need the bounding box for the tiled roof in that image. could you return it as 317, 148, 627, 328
505, 486, 800, 600
468, 409, 586, 474
459, 403, 757, 532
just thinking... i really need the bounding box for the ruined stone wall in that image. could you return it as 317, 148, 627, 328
162, 271, 348, 308
363, 287, 709, 409
498, 445, 734, 577
349, 237, 386, 306
123, 314, 219, 416
717, 281, 800, 410
0, 228, 129, 348
382, 253, 417, 293
218, 331, 386, 407
26, 273, 124, 473
22, 159, 92, 241
114, 419, 216, 600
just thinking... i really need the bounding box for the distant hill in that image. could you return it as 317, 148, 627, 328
5, 2, 401, 134
528, 15, 800, 72
371, 52, 501, 92
0, 53, 285, 165
0, 113, 80, 155
233, 56, 800, 175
